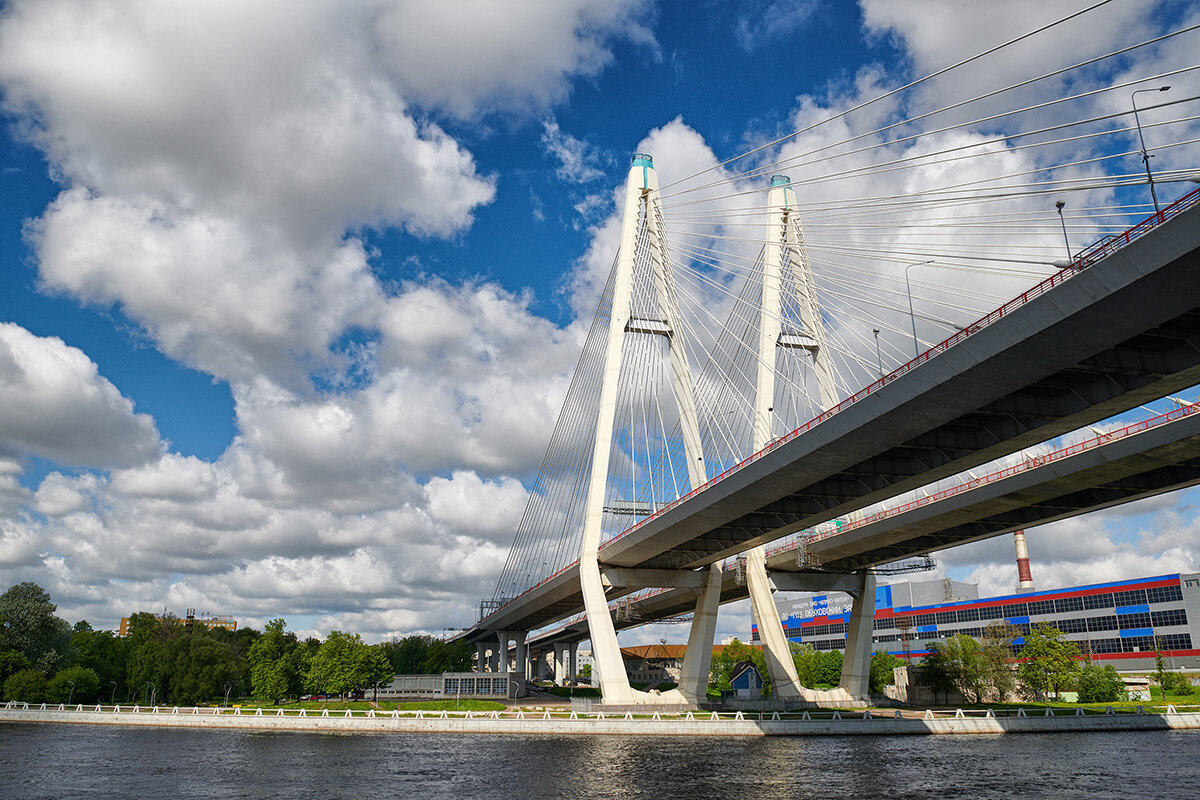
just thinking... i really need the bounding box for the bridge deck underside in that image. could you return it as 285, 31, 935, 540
591, 409, 1200, 635
467, 208, 1200, 645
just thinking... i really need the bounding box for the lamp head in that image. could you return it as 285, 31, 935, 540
1055, 200, 1065, 210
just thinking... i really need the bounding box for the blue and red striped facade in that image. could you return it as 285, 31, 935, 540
753, 572, 1200, 670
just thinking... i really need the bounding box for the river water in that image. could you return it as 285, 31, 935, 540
1, 723, 1196, 799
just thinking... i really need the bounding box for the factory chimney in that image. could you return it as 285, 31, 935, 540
1013, 530, 1034, 591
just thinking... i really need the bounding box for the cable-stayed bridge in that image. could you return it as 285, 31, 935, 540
456, 158, 1200, 706
450, 11, 1200, 706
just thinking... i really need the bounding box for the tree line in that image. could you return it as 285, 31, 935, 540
918, 621, 1128, 703
0, 582, 474, 705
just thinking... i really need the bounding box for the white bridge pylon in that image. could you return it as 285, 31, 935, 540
744, 175, 863, 703
578, 158, 872, 705
578, 154, 709, 705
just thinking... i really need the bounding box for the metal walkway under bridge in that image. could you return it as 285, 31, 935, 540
458, 156, 1200, 707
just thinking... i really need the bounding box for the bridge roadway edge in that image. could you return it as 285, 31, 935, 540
2, 707, 1198, 737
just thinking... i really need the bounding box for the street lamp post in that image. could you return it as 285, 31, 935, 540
1055, 201, 1072, 263
904, 260, 935, 358
872, 328, 883, 377
1132, 86, 1171, 214
224, 682, 233, 708
109, 681, 118, 704
67, 680, 76, 706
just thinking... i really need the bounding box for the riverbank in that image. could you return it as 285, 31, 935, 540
3, 702, 1199, 736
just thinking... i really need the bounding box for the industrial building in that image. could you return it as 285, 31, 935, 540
756, 572, 1200, 672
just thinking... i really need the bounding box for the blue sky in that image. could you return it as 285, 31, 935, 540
1, 0, 1198, 644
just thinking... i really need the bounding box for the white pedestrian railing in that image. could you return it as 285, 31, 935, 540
2, 699, 1197, 721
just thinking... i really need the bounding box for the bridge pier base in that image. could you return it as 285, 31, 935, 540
746, 546, 805, 699
496, 631, 509, 672
674, 563, 723, 701
513, 631, 527, 697
840, 571, 876, 700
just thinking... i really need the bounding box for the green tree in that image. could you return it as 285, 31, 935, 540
1017, 623, 1082, 700
0, 583, 73, 673
577, 664, 592, 681
69, 623, 126, 695
419, 639, 474, 674
380, 635, 435, 674
869, 651, 902, 695
204, 624, 259, 697
0, 648, 32, 683
981, 622, 1018, 701
47, 665, 101, 703
1154, 650, 1169, 696
306, 631, 369, 697
161, 630, 241, 706
814, 650, 843, 688
286, 637, 321, 698
1076, 664, 1126, 703
919, 642, 956, 704
942, 634, 988, 703
124, 613, 165, 704
3, 668, 48, 702
248, 619, 293, 704
363, 645, 396, 701
791, 642, 819, 687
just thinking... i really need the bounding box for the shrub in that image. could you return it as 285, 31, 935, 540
48, 665, 101, 703
1161, 671, 1195, 696
1075, 664, 1126, 703
3, 668, 48, 703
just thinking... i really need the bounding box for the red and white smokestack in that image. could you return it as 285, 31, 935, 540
1013, 529, 1034, 590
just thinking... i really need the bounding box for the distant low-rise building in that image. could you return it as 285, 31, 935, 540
377, 672, 516, 700
118, 612, 237, 636
754, 572, 1200, 672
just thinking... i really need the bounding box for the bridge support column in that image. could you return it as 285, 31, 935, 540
840, 571, 876, 700
569, 642, 578, 684
746, 547, 804, 698
513, 631, 527, 697
476, 643, 487, 673
495, 631, 509, 673
676, 563, 723, 700
554, 646, 565, 685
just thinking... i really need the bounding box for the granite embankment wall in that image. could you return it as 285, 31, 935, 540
3, 703, 1200, 736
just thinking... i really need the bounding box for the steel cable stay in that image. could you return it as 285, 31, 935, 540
657, 0, 1120, 192
658, 18, 1198, 197
661, 70, 1200, 204
657, 93, 1200, 219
